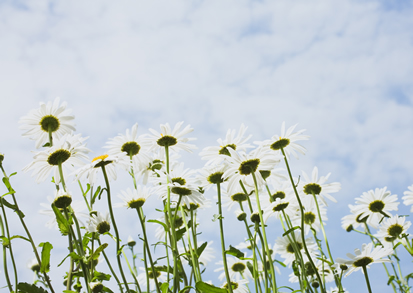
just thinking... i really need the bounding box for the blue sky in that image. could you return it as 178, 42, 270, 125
1, 0, 413, 292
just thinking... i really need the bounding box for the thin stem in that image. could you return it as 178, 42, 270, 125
121, 249, 142, 293
0, 215, 13, 292
362, 266, 373, 293
137, 208, 161, 293
98, 238, 124, 293
101, 165, 131, 292
216, 182, 233, 293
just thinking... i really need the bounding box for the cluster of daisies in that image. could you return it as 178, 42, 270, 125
2, 97, 410, 293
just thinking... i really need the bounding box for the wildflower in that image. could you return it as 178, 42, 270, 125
89, 281, 104, 293
198, 164, 228, 191
402, 184, 413, 212
142, 121, 196, 153
300, 166, 341, 205
335, 243, 393, 277
27, 258, 40, 273
127, 235, 136, 247
215, 256, 252, 281
327, 287, 349, 293
291, 196, 327, 235
260, 122, 309, 159
352, 187, 399, 229
23, 133, 90, 184
137, 267, 167, 291
115, 187, 153, 209
341, 204, 368, 232
19, 97, 76, 148
288, 259, 335, 283
200, 124, 252, 165
75, 154, 123, 186
375, 215, 411, 248
86, 212, 111, 234
221, 279, 249, 293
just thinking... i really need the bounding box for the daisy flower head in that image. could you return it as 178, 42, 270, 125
335, 242, 393, 277
291, 196, 327, 235
221, 279, 249, 293
300, 167, 341, 206
199, 124, 253, 165
223, 146, 282, 195
402, 184, 413, 212
127, 235, 136, 247
341, 204, 368, 232
115, 186, 154, 209
260, 121, 309, 159
352, 187, 399, 229
198, 164, 228, 191
273, 230, 318, 267
142, 121, 196, 153
327, 287, 349, 293
27, 258, 40, 273
137, 267, 167, 291
222, 184, 254, 211
89, 281, 103, 293
23, 133, 90, 184
19, 97, 76, 148
263, 196, 297, 223
75, 154, 123, 186
40, 197, 87, 230
375, 215, 411, 248
86, 212, 111, 234
288, 258, 335, 284
215, 256, 252, 281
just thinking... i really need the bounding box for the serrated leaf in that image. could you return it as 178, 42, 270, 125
88, 243, 108, 262
225, 245, 244, 259
51, 203, 70, 236
17, 282, 48, 293
39, 242, 53, 273
195, 281, 227, 293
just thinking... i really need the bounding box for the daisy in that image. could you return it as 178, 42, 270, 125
223, 147, 282, 195
200, 124, 252, 165
299, 167, 341, 206
27, 258, 40, 273
86, 212, 111, 234
402, 184, 413, 212
375, 215, 411, 248
142, 121, 196, 153
222, 185, 254, 211
19, 97, 76, 148
335, 243, 393, 277
137, 266, 167, 291
198, 164, 228, 191
23, 133, 90, 184
291, 196, 327, 235
273, 230, 318, 267
221, 279, 249, 293
127, 235, 136, 247
352, 187, 399, 229
89, 282, 103, 293
215, 256, 252, 281
75, 154, 123, 186
288, 258, 335, 283
115, 186, 154, 209
260, 121, 309, 159
340, 205, 368, 232
327, 287, 349, 293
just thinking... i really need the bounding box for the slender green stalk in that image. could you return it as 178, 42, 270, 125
98, 238, 124, 293
0, 215, 12, 292
121, 249, 142, 293
0, 165, 56, 293
137, 208, 161, 293
216, 182, 233, 293
362, 266, 373, 293
251, 172, 278, 293
312, 194, 334, 263
101, 165, 131, 292
281, 148, 324, 291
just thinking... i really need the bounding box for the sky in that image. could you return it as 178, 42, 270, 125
1, 0, 413, 292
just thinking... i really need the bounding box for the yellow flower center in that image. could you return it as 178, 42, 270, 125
92, 154, 109, 162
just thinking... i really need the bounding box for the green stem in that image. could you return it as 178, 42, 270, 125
98, 238, 125, 293
251, 172, 278, 293
0, 215, 13, 292
216, 182, 233, 293
362, 266, 373, 293
101, 165, 131, 292
281, 148, 324, 291
137, 208, 161, 293
121, 249, 142, 293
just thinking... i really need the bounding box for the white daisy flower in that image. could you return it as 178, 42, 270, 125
352, 187, 399, 229
127, 235, 136, 247
222, 185, 254, 211
291, 196, 327, 235
221, 279, 249, 293
402, 184, 413, 212
335, 242, 393, 277
288, 258, 335, 283
259, 121, 309, 159
340, 204, 368, 232
153, 212, 186, 240
27, 258, 40, 273
19, 97, 76, 148
215, 256, 252, 281
86, 212, 111, 234
223, 147, 282, 195
142, 121, 196, 153
327, 287, 349, 293
89, 281, 103, 293
198, 164, 228, 191
299, 166, 341, 206
199, 124, 253, 166
115, 186, 154, 209
137, 267, 167, 291
75, 154, 124, 186
375, 215, 411, 248
23, 133, 90, 184
273, 230, 318, 267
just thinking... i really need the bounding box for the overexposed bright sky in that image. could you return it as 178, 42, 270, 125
1, 1, 413, 292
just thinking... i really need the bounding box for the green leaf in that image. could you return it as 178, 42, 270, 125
102, 286, 114, 293
387, 275, 396, 285
176, 227, 187, 242
160, 282, 169, 293
0, 236, 9, 247
212, 214, 222, 222
58, 252, 82, 267
17, 282, 48, 293
10, 235, 30, 242
39, 242, 53, 273
63, 291, 77, 293
93, 271, 112, 282
148, 219, 168, 231
2, 177, 15, 193
87, 243, 108, 262
179, 286, 193, 293
282, 226, 301, 237
51, 203, 70, 236
196, 281, 227, 293
9, 172, 17, 177
225, 245, 244, 259
196, 241, 208, 259
92, 186, 102, 204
